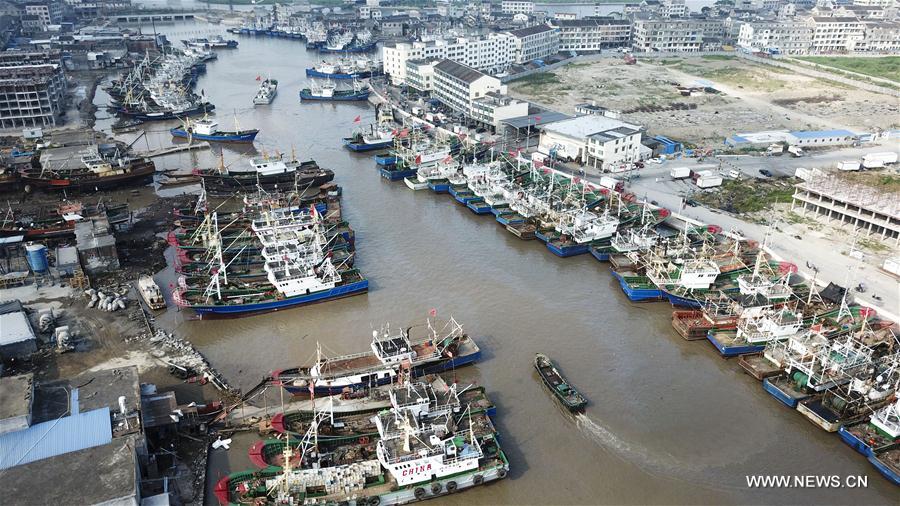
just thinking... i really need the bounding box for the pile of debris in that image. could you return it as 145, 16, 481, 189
82, 286, 129, 312
128, 328, 233, 393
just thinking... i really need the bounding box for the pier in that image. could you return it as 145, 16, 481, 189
140, 142, 210, 158
113, 11, 197, 23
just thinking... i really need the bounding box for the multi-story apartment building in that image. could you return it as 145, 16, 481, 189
862, 21, 900, 51
0, 51, 66, 129
432, 59, 528, 128
64, 0, 132, 18
507, 24, 559, 63
24, 2, 62, 25
551, 18, 632, 52
501, 0, 534, 15
807, 16, 866, 52
632, 16, 725, 52
406, 59, 438, 92
851, 0, 894, 6
659, 0, 688, 18
382, 34, 515, 85
737, 20, 813, 54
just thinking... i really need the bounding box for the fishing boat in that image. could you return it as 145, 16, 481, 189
272, 317, 481, 396
299, 80, 370, 101
195, 153, 334, 191
534, 353, 587, 412
183, 35, 238, 49
170, 117, 259, 143
253, 78, 278, 105
305, 58, 381, 80
839, 398, 900, 457
216, 401, 508, 505
343, 124, 395, 152
20, 149, 156, 192
137, 275, 166, 310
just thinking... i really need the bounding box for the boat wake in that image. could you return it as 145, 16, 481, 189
573, 414, 742, 492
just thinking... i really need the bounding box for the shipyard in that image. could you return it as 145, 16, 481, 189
0, 0, 899, 505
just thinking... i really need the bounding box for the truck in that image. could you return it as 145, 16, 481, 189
669, 166, 691, 179
862, 152, 898, 169
837, 161, 861, 172
766, 144, 784, 156
693, 170, 723, 189
787, 145, 803, 157
599, 176, 624, 193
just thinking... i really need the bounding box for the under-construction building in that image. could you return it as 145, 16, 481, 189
791, 174, 900, 245
0, 51, 66, 129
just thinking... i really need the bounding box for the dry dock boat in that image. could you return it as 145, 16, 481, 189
273, 318, 480, 396
137, 275, 166, 310
534, 353, 587, 412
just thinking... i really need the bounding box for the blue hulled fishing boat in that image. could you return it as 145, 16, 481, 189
170, 117, 258, 143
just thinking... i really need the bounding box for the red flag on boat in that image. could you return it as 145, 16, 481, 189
308, 380, 315, 399
442, 155, 453, 163
255, 75, 261, 81
534, 116, 541, 121
533, 159, 543, 168
415, 154, 422, 164
353, 115, 361, 123
399, 129, 410, 138
429, 308, 437, 317
391, 129, 398, 136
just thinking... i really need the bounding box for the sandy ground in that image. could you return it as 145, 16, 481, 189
507, 56, 900, 147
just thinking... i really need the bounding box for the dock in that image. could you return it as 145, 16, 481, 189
140, 142, 210, 159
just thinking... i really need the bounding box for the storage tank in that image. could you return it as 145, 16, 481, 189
25, 243, 49, 273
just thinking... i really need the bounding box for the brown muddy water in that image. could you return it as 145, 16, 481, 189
96, 21, 896, 505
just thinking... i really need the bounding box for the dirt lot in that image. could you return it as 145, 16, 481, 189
507, 55, 900, 148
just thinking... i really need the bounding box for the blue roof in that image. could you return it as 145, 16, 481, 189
789, 129, 856, 139
0, 407, 112, 470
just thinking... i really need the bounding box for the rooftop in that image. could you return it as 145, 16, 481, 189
434, 59, 488, 84
0, 406, 112, 470
0, 311, 36, 346
31, 366, 141, 423
789, 129, 858, 139
0, 374, 33, 431
540, 115, 642, 139
0, 433, 138, 505
508, 24, 555, 38
501, 111, 572, 129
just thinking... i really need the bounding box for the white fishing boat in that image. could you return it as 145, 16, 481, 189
253, 78, 278, 105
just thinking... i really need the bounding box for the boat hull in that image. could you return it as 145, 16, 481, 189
838, 425, 875, 457
299, 90, 371, 101
186, 279, 368, 317
344, 138, 394, 152
170, 128, 258, 143
280, 349, 481, 396
610, 270, 663, 302
707, 331, 765, 357
306, 68, 375, 80
867, 452, 900, 486
21, 161, 156, 192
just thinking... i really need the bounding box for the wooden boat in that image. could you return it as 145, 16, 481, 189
534, 353, 587, 412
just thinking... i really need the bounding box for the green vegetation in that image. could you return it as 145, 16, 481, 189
858, 237, 891, 254
509, 72, 561, 85
700, 55, 736, 61
836, 171, 900, 195
695, 179, 796, 214
796, 56, 900, 83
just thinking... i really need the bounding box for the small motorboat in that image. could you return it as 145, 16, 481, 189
534, 353, 587, 412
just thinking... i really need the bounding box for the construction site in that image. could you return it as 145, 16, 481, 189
507, 54, 899, 147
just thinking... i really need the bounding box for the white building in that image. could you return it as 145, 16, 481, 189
551, 19, 632, 52
807, 16, 866, 52
632, 17, 725, 52
432, 60, 528, 128
382, 34, 515, 85
660, 0, 688, 18
507, 24, 560, 63
737, 20, 813, 54
406, 59, 438, 92
852, 0, 894, 6
538, 115, 642, 168
863, 21, 900, 52
502, 0, 534, 14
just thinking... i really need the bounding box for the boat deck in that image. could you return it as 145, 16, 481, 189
738, 353, 782, 381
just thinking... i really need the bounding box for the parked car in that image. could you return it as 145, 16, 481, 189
684, 199, 700, 207
759, 169, 773, 177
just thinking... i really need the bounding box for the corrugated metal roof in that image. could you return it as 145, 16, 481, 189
0, 407, 112, 470
0, 312, 35, 346
789, 129, 857, 139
